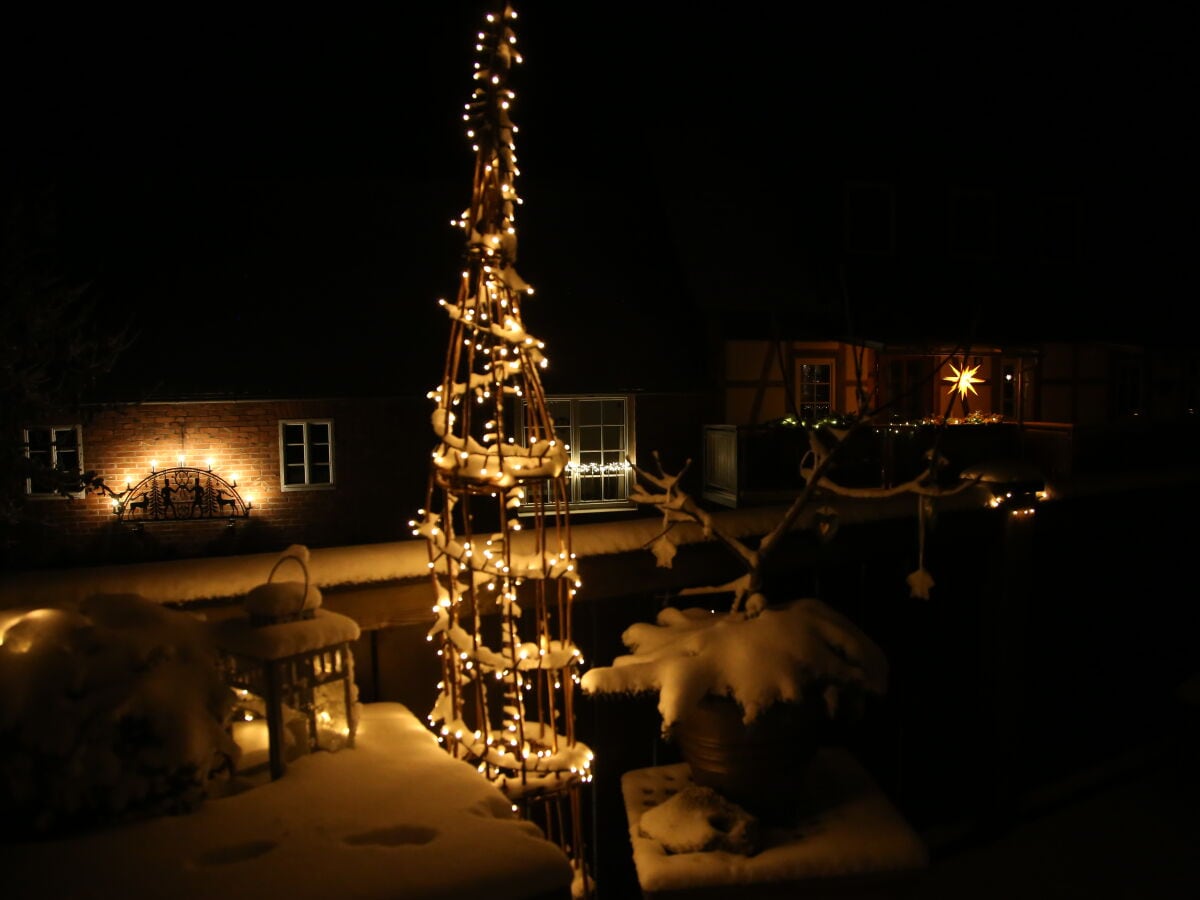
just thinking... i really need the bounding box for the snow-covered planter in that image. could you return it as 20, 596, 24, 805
0, 593, 238, 839
581, 596, 887, 821
579, 446, 924, 822
581, 598, 888, 736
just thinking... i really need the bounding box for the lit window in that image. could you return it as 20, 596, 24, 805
525, 396, 634, 511
23, 425, 83, 497
797, 363, 833, 422
279, 420, 335, 489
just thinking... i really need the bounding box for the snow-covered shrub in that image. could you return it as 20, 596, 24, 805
0, 593, 238, 839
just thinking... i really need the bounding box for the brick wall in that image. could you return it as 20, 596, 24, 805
15, 395, 432, 568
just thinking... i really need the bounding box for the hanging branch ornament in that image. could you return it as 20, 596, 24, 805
413, 5, 593, 894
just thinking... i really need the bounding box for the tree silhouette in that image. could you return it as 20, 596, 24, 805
1, 184, 133, 562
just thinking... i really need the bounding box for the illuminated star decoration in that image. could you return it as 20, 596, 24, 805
943, 362, 984, 400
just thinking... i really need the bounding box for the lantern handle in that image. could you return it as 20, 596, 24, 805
267, 546, 310, 594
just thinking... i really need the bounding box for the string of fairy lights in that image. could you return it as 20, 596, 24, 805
416, 4, 593, 893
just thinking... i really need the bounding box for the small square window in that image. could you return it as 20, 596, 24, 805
23, 425, 84, 497
279, 420, 336, 490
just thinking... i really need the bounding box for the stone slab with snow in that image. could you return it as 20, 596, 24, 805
622, 754, 928, 898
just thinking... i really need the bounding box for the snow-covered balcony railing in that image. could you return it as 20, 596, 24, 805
702, 419, 1028, 508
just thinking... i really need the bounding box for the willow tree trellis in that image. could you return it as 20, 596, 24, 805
412, 3, 592, 892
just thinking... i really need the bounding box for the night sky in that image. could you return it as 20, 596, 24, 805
3, 4, 1195, 399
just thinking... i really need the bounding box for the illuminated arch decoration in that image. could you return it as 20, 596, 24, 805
111, 466, 251, 522
413, 5, 593, 894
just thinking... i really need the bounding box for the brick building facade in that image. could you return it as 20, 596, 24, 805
14, 394, 431, 569
11, 390, 712, 570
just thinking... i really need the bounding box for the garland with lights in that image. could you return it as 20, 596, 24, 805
416, 5, 592, 894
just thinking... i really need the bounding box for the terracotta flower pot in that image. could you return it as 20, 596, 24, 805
672, 693, 826, 824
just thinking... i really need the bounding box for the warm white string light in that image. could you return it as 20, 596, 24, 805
419, 5, 592, 894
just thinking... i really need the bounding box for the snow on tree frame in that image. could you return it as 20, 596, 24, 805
413, 5, 593, 894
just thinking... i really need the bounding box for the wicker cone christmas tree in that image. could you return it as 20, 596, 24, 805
413, 4, 593, 894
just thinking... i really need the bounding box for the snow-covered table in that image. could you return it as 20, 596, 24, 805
622, 751, 928, 899
3, 703, 574, 900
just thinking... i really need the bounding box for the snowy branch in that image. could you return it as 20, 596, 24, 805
629, 416, 979, 610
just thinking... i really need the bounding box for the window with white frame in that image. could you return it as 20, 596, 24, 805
524, 396, 634, 511
23, 425, 83, 496
796, 362, 833, 422
279, 420, 335, 489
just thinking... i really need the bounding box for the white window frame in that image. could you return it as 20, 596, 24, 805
521, 395, 636, 513
279, 419, 336, 491
23, 424, 84, 498
795, 359, 835, 423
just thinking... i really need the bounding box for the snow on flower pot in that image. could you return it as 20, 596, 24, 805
582, 597, 888, 824
672, 693, 825, 824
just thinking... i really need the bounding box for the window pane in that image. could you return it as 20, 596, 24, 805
601, 475, 623, 500
285, 445, 306, 466
602, 425, 624, 450
284, 466, 306, 485
27, 429, 51, 458
577, 401, 602, 426
284, 424, 304, 444
545, 401, 572, 429
309, 464, 331, 484
577, 425, 602, 451
309, 444, 330, 465
56, 448, 80, 473
308, 423, 329, 444
602, 400, 624, 423
29, 472, 56, 494
579, 477, 602, 502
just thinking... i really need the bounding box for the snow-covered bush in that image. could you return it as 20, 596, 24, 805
0, 593, 238, 839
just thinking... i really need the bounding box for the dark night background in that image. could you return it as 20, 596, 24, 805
3, 3, 1197, 399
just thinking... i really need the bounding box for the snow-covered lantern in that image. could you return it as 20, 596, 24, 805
212, 545, 361, 780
